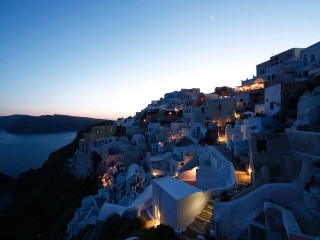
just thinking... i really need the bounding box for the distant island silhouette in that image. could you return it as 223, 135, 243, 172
0, 114, 107, 134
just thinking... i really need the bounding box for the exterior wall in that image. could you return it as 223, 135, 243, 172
295, 89, 320, 132
226, 124, 246, 143
170, 122, 185, 132
103, 154, 124, 166
189, 122, 206, 140
183, 105, 192, 120
251, 133, 291, 155
131, 134, 146, 145
116, 118, 125, 126
177, 191, 212, 229
191, 105, 206, 126
196, 161, 237, 190
214, 183, 303, 240
196, 146, 237, 190
255, 104, 265, 114
179, 166, 197, 182
236, 92, 250, 111
298, 41, 320, 77
265, 83, 281, 116
152, 181, 177, 228
248, 117, 277, 133
250, 131, 320, 185
251, 133, 292, 184
124, 151, 142, 169
173, 147, 195, 168
95, 136, 129, 147
290, 130, 320, 158
256, 48, 303, 77
181, 88, 201, 100
74, 150, 92, 178
79, 137, 89, 154
89, 126, 114, 145
206, 98, 235, 125
148, 123, 162, 133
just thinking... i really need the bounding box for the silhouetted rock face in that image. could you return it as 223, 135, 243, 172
7, 114, 106, 134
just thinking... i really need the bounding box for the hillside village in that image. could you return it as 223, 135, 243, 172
65, 41, 320, 240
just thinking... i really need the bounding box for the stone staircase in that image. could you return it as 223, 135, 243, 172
183, 199, 215, 239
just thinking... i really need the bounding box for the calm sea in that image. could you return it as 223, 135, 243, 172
0, 130, 76, 177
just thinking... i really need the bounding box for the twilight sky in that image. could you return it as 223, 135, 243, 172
1, 0, 320, 119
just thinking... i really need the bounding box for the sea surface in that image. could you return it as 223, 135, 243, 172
0, 130, 76, 177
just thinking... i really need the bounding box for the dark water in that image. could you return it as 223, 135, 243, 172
0, 130, 76, 177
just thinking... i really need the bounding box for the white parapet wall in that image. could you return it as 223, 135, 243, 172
214, 183, 303, 240
196, 146, 237, 191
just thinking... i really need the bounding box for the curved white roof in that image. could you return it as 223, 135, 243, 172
97, 203, 126, 221
126, 163, 145, 181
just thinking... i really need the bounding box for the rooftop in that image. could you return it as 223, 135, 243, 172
208, 97, 234, 102
153, 177, 201, 200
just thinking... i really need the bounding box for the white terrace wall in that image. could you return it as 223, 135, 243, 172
214, 183, 303, 239
177, 190, 212, 229
197, 146, 237, 190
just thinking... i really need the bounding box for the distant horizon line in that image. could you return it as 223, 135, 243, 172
0, 113, 122, 121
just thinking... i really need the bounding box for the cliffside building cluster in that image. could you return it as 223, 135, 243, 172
66, 41, 320, 240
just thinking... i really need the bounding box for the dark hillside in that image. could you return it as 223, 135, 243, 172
7, 114, 106, 134
0, 114, 29, 130
0, 130, 98, 240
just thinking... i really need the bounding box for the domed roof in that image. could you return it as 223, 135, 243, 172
312, 86, 320, 95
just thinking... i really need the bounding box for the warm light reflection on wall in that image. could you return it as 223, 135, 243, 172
155, 205, 160, 221
236, 83, 264, 92
218, 136, 226, 143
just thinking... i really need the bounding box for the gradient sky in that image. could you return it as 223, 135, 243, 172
1, 0, 320, 119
